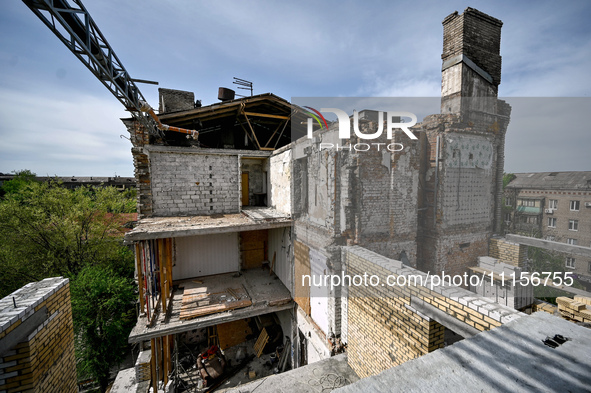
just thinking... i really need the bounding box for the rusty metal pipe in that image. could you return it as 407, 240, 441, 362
139, 101, 199, 139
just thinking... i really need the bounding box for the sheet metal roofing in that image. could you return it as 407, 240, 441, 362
507, 171, 591, 190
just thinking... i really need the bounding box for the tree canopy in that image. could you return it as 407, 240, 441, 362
0, 171, 137, 392
0, 171, 136, 296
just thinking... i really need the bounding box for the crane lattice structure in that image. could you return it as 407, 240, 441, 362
22, 0, 197, 139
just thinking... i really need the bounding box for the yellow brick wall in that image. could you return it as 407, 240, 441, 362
489, 238, 526, 267
0, 279, 77, 393
344, 246, 518, 378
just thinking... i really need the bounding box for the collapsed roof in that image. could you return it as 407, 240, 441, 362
125, 92, 310, 150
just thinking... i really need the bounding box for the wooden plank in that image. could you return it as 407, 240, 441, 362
166, 238, 173, 292
243, 249, 265, 269
180, 295, 251, 312
150, 338, 158, 386
154, 337, 161, 382
243, 111, 289, 120
264, 118, 289, 148
147, 294, 161, 327
254, 328, 269, 357
240, 232, 268, 250
241, 173, 249, 206
208, 325, 219, 347
237, 118, 257, 147
181, 285, 209, 296
269, 252, 276, 276
241, 230, 267, 269
179, 300, 252, 320
181, 286, 249, 307
163, 334, 169, 386
227, 287, 240, 300
273, 116, 291, 149
268, 297, 291, 307
243, 112, 262, 150
217, 319, 253, 350
294, 240, 311, 315
158, 239, 166, 313
179, 286, 252, 320
163, 240, 170, 313
135, 243, 145, 314
574, 295, 591, 306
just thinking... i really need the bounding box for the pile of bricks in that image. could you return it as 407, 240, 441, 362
488, 238, 527, 268
556, 296, 591, 323
135, 350, 151, 382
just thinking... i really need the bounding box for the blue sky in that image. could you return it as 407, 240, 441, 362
1, 0, 590, 176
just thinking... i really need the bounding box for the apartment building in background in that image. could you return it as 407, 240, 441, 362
0, 174, 135, 191
504, 171, 591, 287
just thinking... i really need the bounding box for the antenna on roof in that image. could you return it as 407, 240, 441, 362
233, 77, 253, 97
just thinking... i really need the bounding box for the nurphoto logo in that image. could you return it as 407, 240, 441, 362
304, 107, 418, 152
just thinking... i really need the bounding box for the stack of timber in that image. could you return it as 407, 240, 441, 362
556, 296, 591, 323
532, 299, 557, 315
179, 285, 252, 321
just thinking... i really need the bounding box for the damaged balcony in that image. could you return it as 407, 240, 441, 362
125, 211, 295, 389
126, 208, 294, 342
128, 269, 292, 343
125, 207, 292, 241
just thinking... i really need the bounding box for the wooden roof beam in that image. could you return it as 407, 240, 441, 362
243, 111, 289, 120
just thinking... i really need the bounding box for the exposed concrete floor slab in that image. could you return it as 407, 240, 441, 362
109, 368, 150, 393
335, 312, 591, 393
223, 354, 358, 393
125, 208, 291, 241
241, 207, 291, 220
129, 269, 293, 343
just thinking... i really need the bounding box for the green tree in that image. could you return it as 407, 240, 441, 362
503, 172, 516, 189
0, 177, 135, 296
0, 172, 137, 391
528, 246, 585, 302
71, 264, 136, 392
0, 169, 38, 198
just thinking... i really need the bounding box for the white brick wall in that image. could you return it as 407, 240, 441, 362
150, 151, 239, 216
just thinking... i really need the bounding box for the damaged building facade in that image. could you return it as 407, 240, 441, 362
123, 7, 520, 390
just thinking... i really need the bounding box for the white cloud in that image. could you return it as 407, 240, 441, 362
0, 87, 133, 176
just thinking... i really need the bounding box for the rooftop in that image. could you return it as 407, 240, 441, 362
0, 277, 68, 334
223, 353, 359, 393
124, 93, 309, 150
507, 171, 591, 191
334, 312, 591, 393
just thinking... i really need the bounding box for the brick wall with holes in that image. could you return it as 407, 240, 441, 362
0, 278, 76, 393
344, 246, 523, 379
